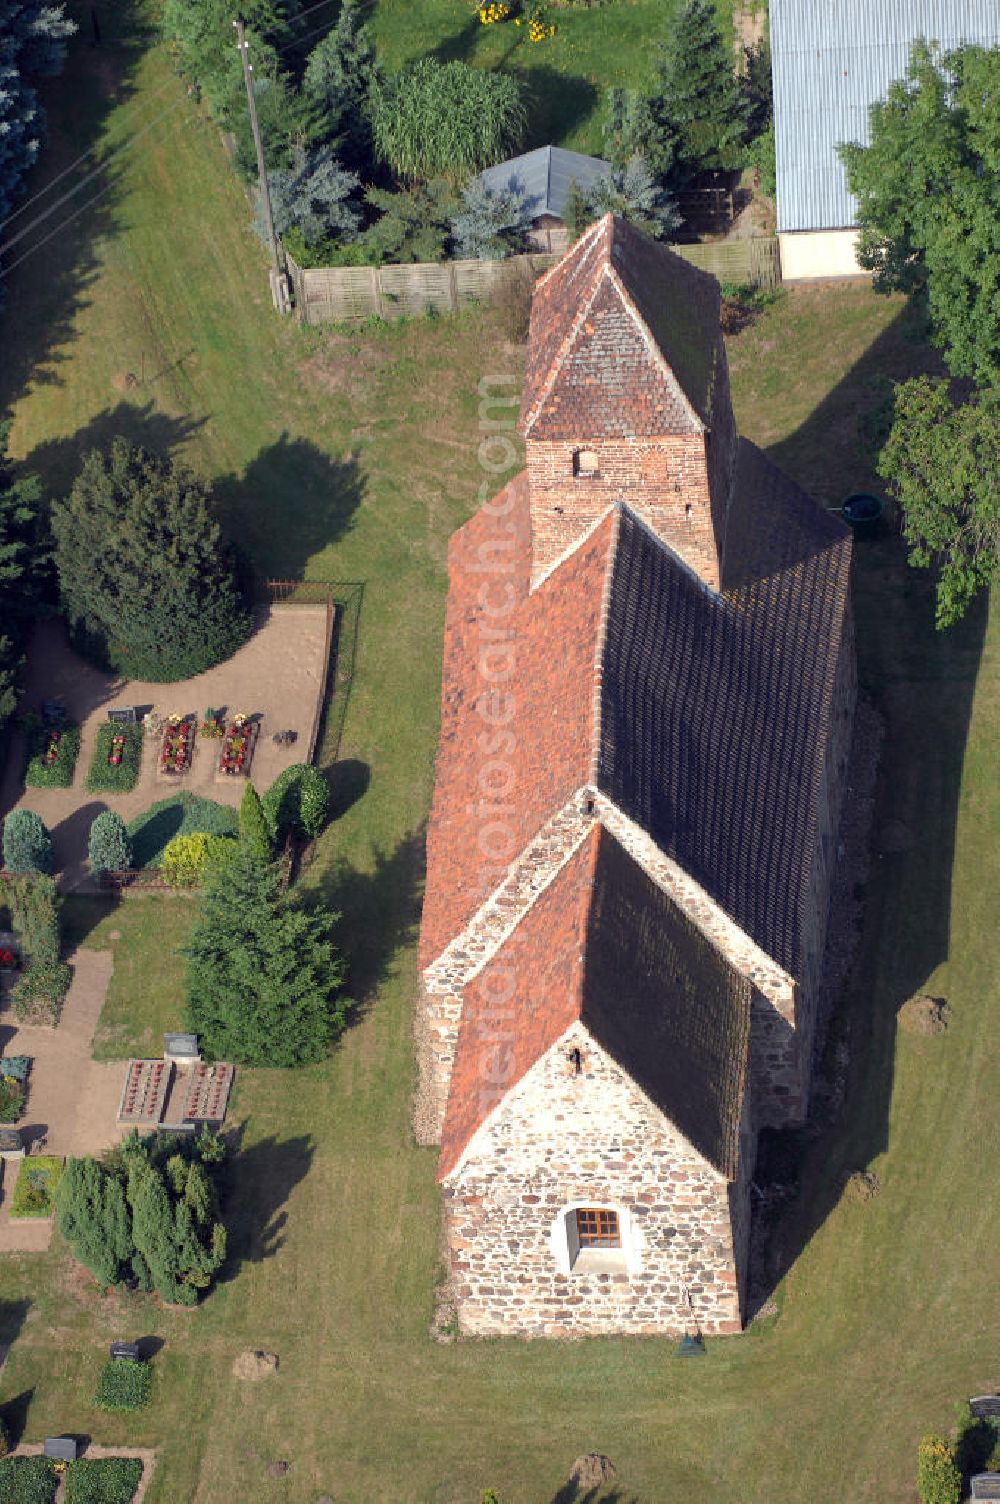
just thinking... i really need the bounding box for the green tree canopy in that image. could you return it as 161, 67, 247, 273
0, 0, 75, 230
370, 60, 526, 183
839, 40, 1000, 386
878, 378, 1000, 628
184, 850, 347, 1066
0, 425, 47, 729
238, 781, 272, 862
52, 438, 251, 681
303, 0, 378, 170
88, 810, 132, 875
3, 809, 53, 874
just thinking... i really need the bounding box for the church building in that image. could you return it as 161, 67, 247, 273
415, 215, 856, 1337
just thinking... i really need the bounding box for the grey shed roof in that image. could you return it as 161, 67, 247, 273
771, 0, 1000, 233
476, 146, 612, 222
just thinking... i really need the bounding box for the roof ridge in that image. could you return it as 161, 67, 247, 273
589, 508, 621, 782
529, 211, 607, 297
529, 500, 618, 594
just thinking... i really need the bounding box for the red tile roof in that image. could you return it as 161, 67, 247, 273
438, 825, 751, 1181
519, 213, 724, 439
417, 486, 617, 970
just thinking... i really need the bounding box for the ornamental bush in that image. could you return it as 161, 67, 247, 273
11, 963, 72, 1025
263, 764, 330, 843
3, 809, 53, 873
23, 717, 81, 789
160, 832, 212, 888
7, 874, 60, 963
65, 1456, 144, 1504
94, 1358, 152, 1412
85, 724, 143, 793
88, 811, 133, 875
917, 1434, 961, 1504
10, 1157, 63, 1217
0, 1076, 23, 1123
370, 59, 526, 182
238, 781, 272, 862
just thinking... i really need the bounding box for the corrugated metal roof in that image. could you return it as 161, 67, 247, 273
476, 146, 612, 220
771, 0, 1000, 233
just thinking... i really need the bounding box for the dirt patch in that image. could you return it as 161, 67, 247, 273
232, 1349, 278, 1380
899, 994, 951, 1037
301, 338, 386, 396
569, 1454, 617, 1489
846, 1170, 881, 1203
267, 1460, 290, 1478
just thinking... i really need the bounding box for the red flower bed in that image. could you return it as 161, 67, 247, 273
0, 948, 18, 970
219, 716, 255, 776
159, 717, 193, 775
108, 732, 127, 767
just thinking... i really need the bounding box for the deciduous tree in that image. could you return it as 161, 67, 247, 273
878, 378, 1000, 628
840, 41, 1000, 386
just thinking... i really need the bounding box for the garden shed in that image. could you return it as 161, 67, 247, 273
474, 145, 613, 252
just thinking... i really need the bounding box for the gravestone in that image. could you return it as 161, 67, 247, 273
971, 1477, 1000, 1502
0, 1129, 23, 1160
971, 1398, 1000, 1419
110, 1341, 141, 1362
164, 1033, 200, 1063
107, 706, 137, 725
44, 1437, 79, 1461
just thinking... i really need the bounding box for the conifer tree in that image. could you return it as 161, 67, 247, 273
52, 438, 251, 681
184, 851, 347, 1066
88, 810, 132, 874
56, 1159, 131, 1289
238, 781, 272, 862
303, 0, 378, 170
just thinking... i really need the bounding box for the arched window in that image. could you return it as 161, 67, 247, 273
549, 1201, 636, 1276
572, 448, 599, 478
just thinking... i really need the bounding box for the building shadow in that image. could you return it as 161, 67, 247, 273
748, 302, 989, 1303
0, 1, 152, 423
212, 434, 366, 579
217, 1133, 314, 1278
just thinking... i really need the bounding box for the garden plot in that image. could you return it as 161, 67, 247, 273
0, 606, 330, 884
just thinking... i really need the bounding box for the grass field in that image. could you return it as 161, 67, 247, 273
0, 6, 998, 1503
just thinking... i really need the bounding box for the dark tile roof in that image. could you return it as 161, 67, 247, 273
439, 826, 751, 1181
598, 443, 852, 975
519, 214, 724, 439
475, 146, 613, 221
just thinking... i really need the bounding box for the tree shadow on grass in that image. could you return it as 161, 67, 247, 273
21, 401, 205, 500
0, 1389, 35, 1448
521, 68, 601, 152
0, 1, 154, 423
217, 1134, 314, 1278
749, 301, 989, 1306
212, 434, 366, 580
308, 829, 424, 1015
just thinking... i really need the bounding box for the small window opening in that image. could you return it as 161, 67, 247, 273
575, 1207, 621, 1248
583, 795, 595, 816
573, 448, 599, 478
568, 1046, 583, 1075
684, 503, 693, 520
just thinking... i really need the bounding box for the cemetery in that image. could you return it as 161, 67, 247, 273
0, 607, 331, 884
117, 1036, 234, 1130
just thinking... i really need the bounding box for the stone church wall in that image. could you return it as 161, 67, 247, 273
443, 1023, 746, 1337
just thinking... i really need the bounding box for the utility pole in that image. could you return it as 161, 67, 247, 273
233, 16, 290, 314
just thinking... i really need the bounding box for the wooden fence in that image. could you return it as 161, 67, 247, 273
286, 236, 779, 325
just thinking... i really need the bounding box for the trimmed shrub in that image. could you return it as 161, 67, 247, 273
88, 811, 133, 875
11, 962, 71, 1025
85, 723, 143, 793
127, 794, 238, 869
10, 1157, 63, 1217
160, 832, 212, 888
917, 1434, 960, 1504
263, 764, 329, 843
238, 781, 272, 862
0, 1457, 58, 1503
0, 1076, 24, 1123
64, 1457, 144, 1504
3, 809, 53, 873
23, 717, 81, 789
94, 1358, 152, 1413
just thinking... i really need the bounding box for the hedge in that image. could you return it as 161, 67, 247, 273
85, 724, 144, 793
0, 1457, 58, 1504
160, 832, 237, 888
64, 1458, 143, 1504
127, 794, 238, 869
10, 962, 72, 1026
10, 1157, 63, 1218
263, 763, 329, 842
23, 718, 81, 790
94, 1359, 152, 1414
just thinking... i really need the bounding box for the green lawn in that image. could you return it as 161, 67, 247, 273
0, 8, 997, 1504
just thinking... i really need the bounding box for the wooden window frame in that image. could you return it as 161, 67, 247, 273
575, 1206, 621, 1249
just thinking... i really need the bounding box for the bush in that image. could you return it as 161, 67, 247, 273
3, 809, 53, 873
238, 781, 272, 862
10, 1157, 63, 1217
88, 811, 133, 875
127, 794, 238, 869
64, 1457, 144, 1504
85, 724, 144, 793
11, 963, 71, 1025
917, 1434, 961, 1504
370, 60, 526, 182
263, 764, 330, 843
23, 717, 81, 789
94, 1358, 152, 1413
159, 832, 237, 888
0, 1076, 24, 1123
7, 875, 60, 963
0, 1457, 58, 1503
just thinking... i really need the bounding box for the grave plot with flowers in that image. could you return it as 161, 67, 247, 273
159, 715, 195, 778
86, 723, 145, 793
24, 714, 82, 789
218, 713, 257, 778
